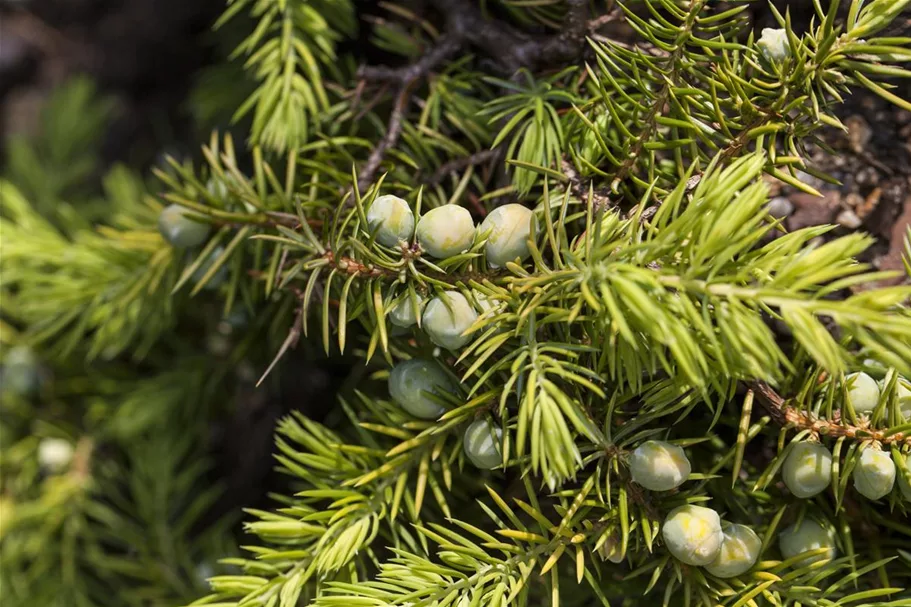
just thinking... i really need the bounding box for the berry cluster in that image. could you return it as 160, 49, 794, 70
780, 371, 911, 502
370, 196, 537, 468
783, 441, 911, 502
367, 195, 535, 268
388, 359, 502, 470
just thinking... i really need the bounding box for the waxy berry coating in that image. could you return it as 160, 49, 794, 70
422, 291, 479, 350
662, 505, 723, 566
628, 440, 691, 492
415, 206, 476, 259
366, 195, 415, 247
463, 419, 503, 469
388, 359, 457, 419
782, 442, 832, 498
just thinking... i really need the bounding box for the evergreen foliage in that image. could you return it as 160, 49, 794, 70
2, 1, 911, 606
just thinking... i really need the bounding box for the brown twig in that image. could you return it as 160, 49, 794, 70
323, 250, 395, 279
358, 34, 462, 84
357, 86, 412, 194
354, 1, 605, 194
749, 380, 910, 445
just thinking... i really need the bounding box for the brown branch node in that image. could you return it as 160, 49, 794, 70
749, 380, 909, 445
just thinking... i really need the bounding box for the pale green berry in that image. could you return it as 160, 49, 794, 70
897, 452, 911, 501
662, 505, 724, 566
845, 372, 880, 414
705, 523, 762, 578
415, 205, 475, 258
781, 442, 832, 498
478, 204, 534, 268
757, 27, 789, 62
389, 295, 424, 328
38, 437, 74, 473
422, 291, 479, 350
366, 194, 415, 247
388, 359, 457, 419
158, 204, 211, 248
779, 519, 836, 566
852, 448, 895, 500
463, 419, 503, 470
628, 440, 691, 491
2, 345, 41, 396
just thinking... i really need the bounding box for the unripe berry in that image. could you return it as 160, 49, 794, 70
845, 372, 880, 414
463, 419, 503, 470
704, 523, 762, 578
628, 440, 691, 491
478, 204, 534, 268
897, 452, 911, 501
389, 295, 424, 328
415, 205, 475, 259
779, 519, 836, 565
158, 204, 211, 248
852, 448, 895, 500
388, 359, 457, 419
366, 194, 415, 247
662, 505, 724, 566
38, 437, 74, 473
422, 291, 479, 350
781, 442, 832, 498
757, 28, 790, 63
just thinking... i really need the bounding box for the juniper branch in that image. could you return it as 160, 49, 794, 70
750, 380, 911, 446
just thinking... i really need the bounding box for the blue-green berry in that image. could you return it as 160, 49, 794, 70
366, 195, 415, 247
415, 206, 475, 259
478, 204, 534, 267
782, 442, 832, 498
705, 523, 762, 578
662, 505, 724, 566
463, 419, 503, 470
388, 359, 457, 419
158, 204, 211, 248
389, 295, 424, 328
779, 519, 836, 566
852, 448, 895, 500
845, 372, 880, 414
422, 291, 479, 350
628, 440, 691, 491
38, 437, 74, 473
